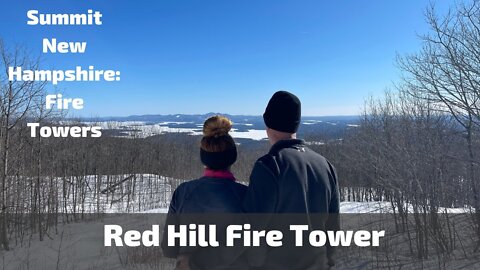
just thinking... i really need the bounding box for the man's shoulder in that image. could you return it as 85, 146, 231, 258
274, 142, 325, 160
273, 143, 333, 172
304, 146, 328, 160
256, 153, 273, 163
256, 153, 277, 168
253, 153, 280, 178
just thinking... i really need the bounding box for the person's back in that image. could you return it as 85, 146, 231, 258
255, 139, 339, 214
243, 91, 340, 270
162, 116, 248, 270
168, 176, 246, 214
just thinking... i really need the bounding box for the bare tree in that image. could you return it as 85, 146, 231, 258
397, 1, 480, 248
0, 40, 48, 250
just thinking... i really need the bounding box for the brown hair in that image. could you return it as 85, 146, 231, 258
201, 115, 236, 152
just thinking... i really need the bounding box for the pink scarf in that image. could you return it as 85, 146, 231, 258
203, 168, 236, 181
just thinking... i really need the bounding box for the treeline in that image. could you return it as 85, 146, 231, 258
0, 122, 269, 250
317, 1, 480, 258
10, 128, 267, 181
317, 91, 478, 258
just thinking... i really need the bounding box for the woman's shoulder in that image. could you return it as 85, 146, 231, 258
174, 177, 246, 197
201, 176, 247, 188
174, 178, 203, 195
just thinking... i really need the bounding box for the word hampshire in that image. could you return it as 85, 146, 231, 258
9, 66, 121, 85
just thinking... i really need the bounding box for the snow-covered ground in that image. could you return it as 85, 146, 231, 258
142, 201, 470, 214
340, 201, 469, 214
0, 174, 476, 270
0, 214, 174, 270
52, 174, 469, 215
50, 174, 177, 214
229, 129, 267, 140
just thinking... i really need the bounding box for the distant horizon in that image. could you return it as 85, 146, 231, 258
71, 112, 361, 120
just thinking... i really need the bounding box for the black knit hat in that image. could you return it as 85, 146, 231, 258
263, 91, 301, 133
200, 146, 237, 170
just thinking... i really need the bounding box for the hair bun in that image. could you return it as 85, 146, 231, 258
203, 115, 232, 137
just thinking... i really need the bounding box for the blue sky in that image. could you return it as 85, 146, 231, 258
0, 0, 450, 117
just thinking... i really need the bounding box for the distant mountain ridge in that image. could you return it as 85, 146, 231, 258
79, 113, 360, 123
77, 114, 361, 140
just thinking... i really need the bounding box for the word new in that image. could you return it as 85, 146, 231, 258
43, 38, 86, 54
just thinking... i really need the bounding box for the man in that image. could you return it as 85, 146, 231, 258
243, 91, 340, 269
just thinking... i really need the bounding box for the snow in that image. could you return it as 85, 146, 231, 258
157, 121, 194, 125
28, 173, 468, 215
340, 201, 470, 214
0, 174, 473, 270
340, 201, 397, 213
141, 208, 169, 213
302, 120, 323, 125
139, 202, 470, 214
229, 129, 267, 141
233, 123, 254, 126
47, 173, 470, 215
81, 121, 268, 140
83, 121, 147, 128
39, 174, 179, 214
113, 124, 203, 138
305, 141, 325, 146
0, 218, 124, 269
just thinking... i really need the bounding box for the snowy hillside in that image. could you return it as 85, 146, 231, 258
0, 173, 474, 270
48, 174, 468, 215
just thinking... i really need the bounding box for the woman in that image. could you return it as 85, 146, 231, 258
162, 115, 247, 270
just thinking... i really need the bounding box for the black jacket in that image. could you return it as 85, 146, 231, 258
162, 176, 248, 270
243, 139, 340, 269
166, 177, 246, 214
